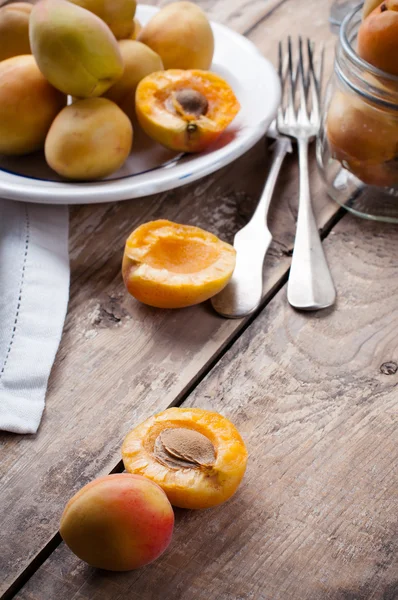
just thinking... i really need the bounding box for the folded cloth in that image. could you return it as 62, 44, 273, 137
0, 199, 69, 434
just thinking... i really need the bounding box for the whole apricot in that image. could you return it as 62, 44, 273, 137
0, 55, 66, 155
327, 90, 398, 163
122, 407, 248, 509
139, 2, 214, 70
136, 70, 240, 153
327, 91, 398, 186
358, 0, 398, 76
45, 98, 133, 180
30, 0, 124, 98
67, 0, 137, 40
60, 474, 174, 571
104, 40, 163, 121
0, 3, 32, 62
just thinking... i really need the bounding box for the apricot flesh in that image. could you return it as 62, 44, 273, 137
327, 91, 398, 186
29, 0, 124, 98
60, 474, 174, 571
67, 0, 137, 40
358, 0, 398, 76
0, 55, 66, 155
104, 40, 163, 121
122, 220, 236, 309
135, 70, 240, 153
45, 98, 133, 180
139, 2, 214, 70
123, 407, 248, 509
0, 3, 32, 62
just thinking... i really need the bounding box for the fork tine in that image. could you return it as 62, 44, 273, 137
297, 36, 309, 123
307, 39, 321, 126
277, 41, 284, 128
286, 36, 296, 123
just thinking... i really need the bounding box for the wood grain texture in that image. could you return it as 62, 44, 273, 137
0, 0, 287, 35
16, 214, 398, 600
0, 0, 340, 597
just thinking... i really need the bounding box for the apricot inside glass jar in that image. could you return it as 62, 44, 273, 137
317, 4, 398, 221
122, 407, 248, 510
135, 69, 240, 152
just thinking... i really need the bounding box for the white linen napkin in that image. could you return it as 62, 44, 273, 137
0, 199, 70, 434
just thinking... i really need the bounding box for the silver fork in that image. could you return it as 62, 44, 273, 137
211, 125, 292, 318
278, 38, 336, 310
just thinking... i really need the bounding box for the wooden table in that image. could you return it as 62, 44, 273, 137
1, 1, 398, 599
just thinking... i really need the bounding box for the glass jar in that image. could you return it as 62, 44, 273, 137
317, 4, 398, 222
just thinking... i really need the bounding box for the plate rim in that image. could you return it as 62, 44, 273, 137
0, 5, 281, 205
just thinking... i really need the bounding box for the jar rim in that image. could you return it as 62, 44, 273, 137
340, 3, 398, 84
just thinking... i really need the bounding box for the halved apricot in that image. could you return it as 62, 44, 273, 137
122, 220, 236, 309
135, 69, 240, 152
122, 407, 248, 510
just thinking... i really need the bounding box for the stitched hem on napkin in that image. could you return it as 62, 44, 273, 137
0, 200, 70, 434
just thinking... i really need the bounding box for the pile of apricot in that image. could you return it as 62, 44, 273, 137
60, 407, 248, 571
0, 0, 240, 180
327, 0, 398, 187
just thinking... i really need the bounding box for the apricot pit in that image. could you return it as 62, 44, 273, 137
154, 428, 216, 469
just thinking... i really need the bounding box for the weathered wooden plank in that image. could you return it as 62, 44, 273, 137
0, 0, 339, 596
0, 0, 287, 35
16, 214, 398, 600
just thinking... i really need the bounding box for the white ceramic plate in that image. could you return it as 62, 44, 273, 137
0, 5, 280, 205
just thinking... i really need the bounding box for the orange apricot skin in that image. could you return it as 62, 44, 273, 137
135, 70, 240, 153
60, 474, 174, 571
358, 0, 398, 76
326, 90, 398, 186
122, 407, 248, 510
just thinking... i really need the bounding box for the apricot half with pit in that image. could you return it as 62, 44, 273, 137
122, 220, 236, 309
358, 0, 398, 76
135, 69, 240, 153
60, 474, 174, 570
122, 407, 248, 509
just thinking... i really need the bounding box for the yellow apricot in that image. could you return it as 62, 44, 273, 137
45, 98, 133, 180
68, 0, 137, 39
104, 40, 163, 121
122, 408, 248, 509
139, 2, 214, 70
122, 220, 236, 309
30, 0, 124, 98
0, 55, 66, 155
0, 3, 32, 62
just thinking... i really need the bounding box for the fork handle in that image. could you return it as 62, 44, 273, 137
287, 138, 336, 310
211, 137, 290, 319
